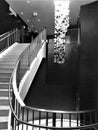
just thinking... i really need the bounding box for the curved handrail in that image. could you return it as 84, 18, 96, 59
8, 29, 98, 129
25, 105, 96, 114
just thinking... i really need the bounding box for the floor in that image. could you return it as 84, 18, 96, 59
24, 39, 79, 111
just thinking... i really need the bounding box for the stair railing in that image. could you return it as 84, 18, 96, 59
9, 28, 98, 130
0, 28, 20, 53
16, 29, 46, 88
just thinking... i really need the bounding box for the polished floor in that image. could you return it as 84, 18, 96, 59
24, 39, 79, 111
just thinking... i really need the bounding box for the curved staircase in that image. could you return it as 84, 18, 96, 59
0, 43, 29, 129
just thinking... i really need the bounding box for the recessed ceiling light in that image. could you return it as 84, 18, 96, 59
27, 19, 29, 22
37, 19, 40, 22
21, 12, 23, 15
33, 12, 38, 17
27, 0, 30, 3
35, 30, 38, 33
23, 26, 26, 29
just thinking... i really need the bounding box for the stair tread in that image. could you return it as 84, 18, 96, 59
0, 100, 10, 106
0, 69, 13, 73
0, 43, 29, 128
0, 66, 14, 68
0, 64, 15, 66
0, 129, 7, 130
0, 91, 11, 97
0, 79, 10, 82
0, 82, 11, 85
0, 74, 11, 78
0, 116, 8, 122
0, 68, 13, 70
0, 60, 16, 63
0, 110, 9, 116
0, 84, 12, 89
0, 121, 8, 129
0, 97, 9, 100
0, 76, 10, 79
0, 106, 10, 110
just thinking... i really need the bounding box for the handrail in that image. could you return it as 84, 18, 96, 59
8, 28, 98, 130
0, 28, 20, 53
25, 105, 96, 114
8, 84, 98, 130
0, 31, 16, 42
0, 32, 8, 39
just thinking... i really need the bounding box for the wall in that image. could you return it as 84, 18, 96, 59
79, 1, 98, 110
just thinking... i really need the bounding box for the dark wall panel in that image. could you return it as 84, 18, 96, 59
0, 0, 18, 35
79, 1, 98, 110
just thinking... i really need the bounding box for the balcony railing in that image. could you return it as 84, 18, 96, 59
0, 28, 20, 53
9, 28, 98, 130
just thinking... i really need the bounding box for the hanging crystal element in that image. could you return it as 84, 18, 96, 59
54, 0, 70, 64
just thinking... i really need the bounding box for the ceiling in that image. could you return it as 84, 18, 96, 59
6, 0, 96, 34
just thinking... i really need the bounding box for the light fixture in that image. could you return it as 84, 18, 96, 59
21, 12, 23, 15
27, 19, 29, 22
23, 26, 26, 29
54, 0, 70, 64
35, 30, 38, 33
37, 19, 40, 22
27, 0, 30, 4
33, 12, 38, 17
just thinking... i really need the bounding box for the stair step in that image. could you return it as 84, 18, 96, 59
0, 83, 11, 89
0, 90, 11, 97
0, 122, 8, 129
0, 78, 10, 82
0, 73, 11, 78
2, 57, 18, 60
0, 97, 10, 99
0, 110, 9, 116
0, 116, 8, 122
0, 100, 9, 106
0, 64, 15, 67
0, 106, 10, 110
0, 60, 16, 63
5, 53, 19, 55
0, 65, 14, 69
0, 117, 8, 129
0, 68, 13, 73
3, 55, 18, 57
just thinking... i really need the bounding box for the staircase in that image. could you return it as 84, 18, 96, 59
0, 43, 29, 130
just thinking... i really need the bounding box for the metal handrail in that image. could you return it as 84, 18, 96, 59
0, 31, 16, 42
25, 105, 96, 114
9, 85, 98, 130
8, 86, 98, 130
0, 28, 20, 54
8, 28, 98, 129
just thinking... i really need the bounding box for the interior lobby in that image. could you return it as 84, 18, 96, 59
0, 0, 98, 129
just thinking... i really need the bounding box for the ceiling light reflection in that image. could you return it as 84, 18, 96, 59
21, 12, 23, 15
27, 19, 30, 22
27, 0, 30, 4
37, 19, 40, 22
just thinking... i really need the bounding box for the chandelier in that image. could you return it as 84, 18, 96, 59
54, 0, 70, 64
